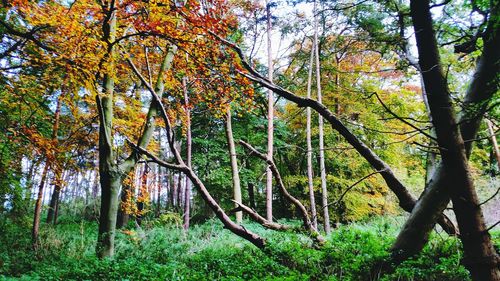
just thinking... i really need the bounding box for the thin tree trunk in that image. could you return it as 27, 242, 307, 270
306, 31, 318, 230
313, 0, 330, 234
156, 163, 161, 217
116, 181, 131, 229
400, 2, 500, 279
265, 0, 274, 222
486, 119, 500, 171
46, 97, 63, 224
32, 163, 49, 249
248, 182, 256, 209
225, 107, 243, 223
137, 163, 149, 226
183, 77, 192, 230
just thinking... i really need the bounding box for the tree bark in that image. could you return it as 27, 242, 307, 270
313, 0, 330, 234
32, 162, 49, 250
226, 108, 243, 223
96, 6, 119, 258
265, 0, 274, 222
486, 119, 500, 171
116, 181, 131, 229
392, 1, 500, 272
183, 77, 192, 230
137, 164, 149, 226
399, 1, 500, 279
306, 24, 318, 230
46, 97, 62, 224
248, 182, 256, 209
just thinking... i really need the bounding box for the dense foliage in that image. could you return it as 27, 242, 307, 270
3, 213, 493, 281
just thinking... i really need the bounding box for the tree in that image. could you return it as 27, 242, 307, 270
265, 0, 275, 222
392, 1, 500, 279
225, 107, 243, 223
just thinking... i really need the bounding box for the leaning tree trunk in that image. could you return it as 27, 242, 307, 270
400, 1, 500, 279
226, 107, 243, 223
392, 1, 500, 272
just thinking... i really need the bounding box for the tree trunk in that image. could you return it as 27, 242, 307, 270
32, 163, 49, 249
96, 6, 119, 258
46, 165, 62, 224
265, 0, 274, 222
226, 108, 243, 223
46, 97, 62, 224
486, 119, 500, 171
313, 0, 330, 234
183, 77, 192, 230
137, 164, 149, 226
398, 1, 500, 279
248, 182, 256, 209
156, 163, 162, 217
392, 0, 500, 271
116, 181, 131, 229
306, 23, 318, 230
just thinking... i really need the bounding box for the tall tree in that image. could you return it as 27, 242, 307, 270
183, 76, 192, 230
391, 0, 500, 271
306, 36, 318, 230
403, 0, 500, 279
313, 0, 330, 234
265, 0, 274, 222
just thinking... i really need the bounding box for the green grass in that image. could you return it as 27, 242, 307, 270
1, 215, 497, 280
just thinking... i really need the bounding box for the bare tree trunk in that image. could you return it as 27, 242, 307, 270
183, 77, 192, 230
46, 97, 63, 224
313, 0, 330, 234
156, 163, 161, 217
226, 108, 243, 223
116, 180, 131, 229
247, 182, 256, 209
486, 119, 500, 171
265, 0, 274, 222
306, 23, 318, 230
400, 1, 500, 279
32, 163, 49, 250
136, 164, 149, 226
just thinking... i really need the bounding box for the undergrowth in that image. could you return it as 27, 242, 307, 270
1, 215, 497, 280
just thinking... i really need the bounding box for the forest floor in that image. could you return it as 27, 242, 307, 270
2, 215, 498, 281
